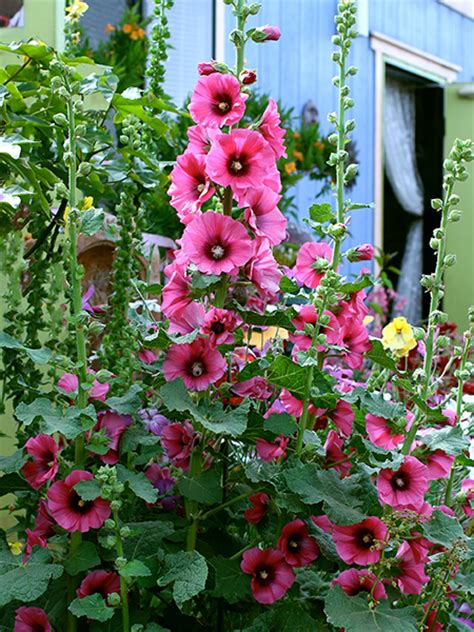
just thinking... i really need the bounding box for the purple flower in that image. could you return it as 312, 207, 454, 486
139, 409, 170, 436
81, 284, 95, 313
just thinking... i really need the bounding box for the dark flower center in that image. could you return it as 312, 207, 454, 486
211, 321, 226, 334
227, 153, 249, 176
357, 529, 375, 549
191, 361, 204, 377
211, 244, 226, 260
212, 95, 233, 115
256, 565, 274, 586
218, 101, 231, 112
70, 491, 93, 514
288, 536, 301, 551
196, 183, 205, 193
391, 473, 408, 490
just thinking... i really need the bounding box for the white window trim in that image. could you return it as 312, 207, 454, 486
439, 0, 474, 20
214, 0, 226, 63
370, 32, 461, 264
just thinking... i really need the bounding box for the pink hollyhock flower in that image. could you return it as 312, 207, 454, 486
163, 338, 226, 391
145, 463, 175, 496
339, 320, 371, 370
423, 450, 454, 481
258, 98, 286, 159
57, 372, 109, 401
256, 434, 289, 462
241, 187, 286, 246
294, 242, 333, 288
277, 519, 320, 567
180, 211, 253, 275
332, 516, 388, 565
395, 553, 429, 595
422, 606, 443, 632
21, 434, 59, 490
162, 269, 193, 320
47, 470, 110, 533
161, 421, 196, 470
207, 128, 279, 194
168, 152, 214, 224
311, 514, 333, 534
197, 60, 219, 76
459, 478, 474, 517
139, 348, 159, 364
246, 238, 282, 296
377, 456, 429, 509
232, 376, 273, 400
330, 400, 354, 437
333, 568, 387, 600
77, 570, 121, 599
397, 536, 430, 565
186, 124, 217, 155
33, 500, 56, 538
189, 73, 247, 128
440, 408, 457, 426
14, 607, 51, 632
168, 301, 205, 335
24, 528, 47, 561
324, 430, 352, 477
244, 492, 270, 524
290, 305, 341, 353
93, 411, 132, 465
200, 307, 242, 346
365, 413, 408, 450
280, 389, 318, 418
241, 547, 295, 604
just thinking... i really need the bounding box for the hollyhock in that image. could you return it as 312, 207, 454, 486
189, 73, 247, 128
280, 388, 318, 418
24, 528, 47, 561
168, 152, 214, 224
139, 409, 170, 436
241, 547, 295, 604
245, 238, 282, 296
333, 569, 387, 600
256, 434, 288, 462
168, 301, 205, 335
365, 412, 410, 450
14, 607, 51, 632
293, 242, 333, 288
290, 305, 341, 352
330, 400, 354, 437
324, 430, 352, 477
395, 553, 429, 595
440, 408, 457, 426
241, 69, 257, 85
21, 434, 59, 490
459, 478, 474, 517
47, 470, 110, 533
244, 492, 270, 524
397, 536, 430, 565
232, 376, 273, 400
200, 307, 242, 346
351, 243, 375, 261
145, 463, 175, 496
93, 411, 132, 465
163, 338, 226, 391
197, 60, 219, 75
277, 519, 320, 567
180, 211, 253, 275
207, 128, 279, 194
241, 188, 287, 246
311, 514, 333, 534
161, 421, 196, 470
339, 320, 371, 370
58, 372, 110, 401
77, 570, 121, 599
139, 348, 159, 364
258, 98, 287, 159
332, 516, 388, 565
162, 269, 193, 320
33, 499, 56, 538
382, 316, 417, 359
422, 606, 443, 632
377, 456, 429, 509
260, 25, 281, 41
423, 449, 455, 481
187, 124, 217, 155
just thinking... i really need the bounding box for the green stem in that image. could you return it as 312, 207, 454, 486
235, 0, 245, 77
66, 531, 82, 632
185, 446, 202, 551
296, 366, 314, 455
113, 508, 130, 632
331, 49, 347, 270
200, 490, 254, 520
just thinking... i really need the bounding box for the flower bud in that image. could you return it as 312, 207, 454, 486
197, 60, 219, 76
429, 238, 440, 250
251, 25, 281, 42
240, 69, 257, 85
346, 243, 374, 262
444, 254, 457, 267
448, 210, 462, 222
53, 113, 68, 127
431, 198, 443, 210
107, 592, 121, 607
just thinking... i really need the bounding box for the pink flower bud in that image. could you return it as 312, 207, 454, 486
240, 69, 257, 85
261, 25, 281, 41
354, 243, 374, 261
197, 60, 219, 76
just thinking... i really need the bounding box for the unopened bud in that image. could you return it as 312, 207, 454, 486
448, 210, 462, 222
444, 254, 457, 267
240, 69, 257, 85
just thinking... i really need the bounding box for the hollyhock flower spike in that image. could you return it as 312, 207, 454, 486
258, 98, 287, 159
180, 211, 254, 276
189, 73, 248, 128
332, 516, 388, 565
46, 470, 111, 533
256, 434, 289, 462
244, 492, 270, 524
333, 568, 387, 600
163, 338, 226, 391
377, 456, 429, 509
168, 152, 214, 224
293, 241, 333, 288
277, 519, 320, 567
241, 547, 295, 604
14, 607, 51, 632
76, 570, 121, 599
21, 434, 59, 490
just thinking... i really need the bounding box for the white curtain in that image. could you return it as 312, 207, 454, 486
384, 77, 424, 324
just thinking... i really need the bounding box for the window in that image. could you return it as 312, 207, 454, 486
439, 0, 474, 20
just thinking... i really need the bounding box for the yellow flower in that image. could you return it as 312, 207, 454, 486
284, 161, 297, 175
65, 0, 89, 21
382, 317, 417, 358
8, 541, 23, 556
293, 150, 304, 162
81, 196, 94, 210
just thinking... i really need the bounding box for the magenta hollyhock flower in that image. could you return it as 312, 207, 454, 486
231, 376, 273, 400
256, 434, 289, 462
241, 547, 295, 604
330, 400, 354, 437
280, 388, 318, 418
241, 187, 286, 246
189, 73, 247, 128
290, 305, 341, 353
186, 124, 217, 155
333, 568, 387, 600
207, 128, 278, 194
14, 607, 51, 632
168, 152, 214, 224
365, 413, 407, 450
460, 478, 474, 517
47, 470, 111, 533
81, 284, 96, 313
258, 98, 287, 159
162, 269, 193, 320
332, 517, 388, 566
168, 301, 205, 335
294, 242, 333, 288
139, 348, 159, 364
24, 528, 47, 560
57, 371, 109, 401
311, 514, 333, 534
244, 492, 270, 524
93, 411, 132, 465
241, 69, 257, 85
260, 25, 281, 41
161, 421, 196, 470
339, 320, 371, 370
440, 408, 457, 426
21, 434, 59, 490
352, 244, 375, 261
377, 456, 429, 509
33, 499, 56, 538
423, 450, 454, 481
163, 338, 226, 391
245, 238, 282, 296
324, 430, 352, 477
197, 60, 219, 76
200, 307, 242, 346
180, 211, 253, 275
145, 463, 175, 496
77, 570, 121, 599
395, 554, 429, 595
277, 519, 320, 567
397, 536, 430, 565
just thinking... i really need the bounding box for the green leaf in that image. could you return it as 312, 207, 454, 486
307, 520, 339, 561
421, 510, 466, 548
159, 378, 194, 415
15, 398, 96, 439
266, 356, 309, 399
325, 586, 417, 632
119, 559, 151, 579
0, 548, 63, 607
158, 551, 208, 609
210, 556, 251, 603
106, 384, 142, 415
199, 400, 250, 437
80, 208, 104, 236
124, 521, 174, 562
73, 479, 102, 501
113, 92, 168, 135
279, 277, 299, 294
309, 203, 333, 223
238, 308, 295, 330
0, 332, 52, 365
191, 273, 221, 290
365, 338, 397, 371
116, 464, 158, 504
177, 468, 223, 505
453, 573, 474, 595
64, 541, 100, 576
69, 594, 115, 622
0, 449, 27, 474
340, 274, 373, 295
420, 426, 469, 456
263, 413, 297, 437
0, 472, 31, 494
342, 388, 405, 420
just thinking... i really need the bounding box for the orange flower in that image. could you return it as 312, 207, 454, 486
293, 131, 300, 139
122, 23, 133, 34
284, 161, 297, 175
130, 27, 146, 40
293, 150, 304, 162
314, 140, 325, 150
105, 22, 115, 33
